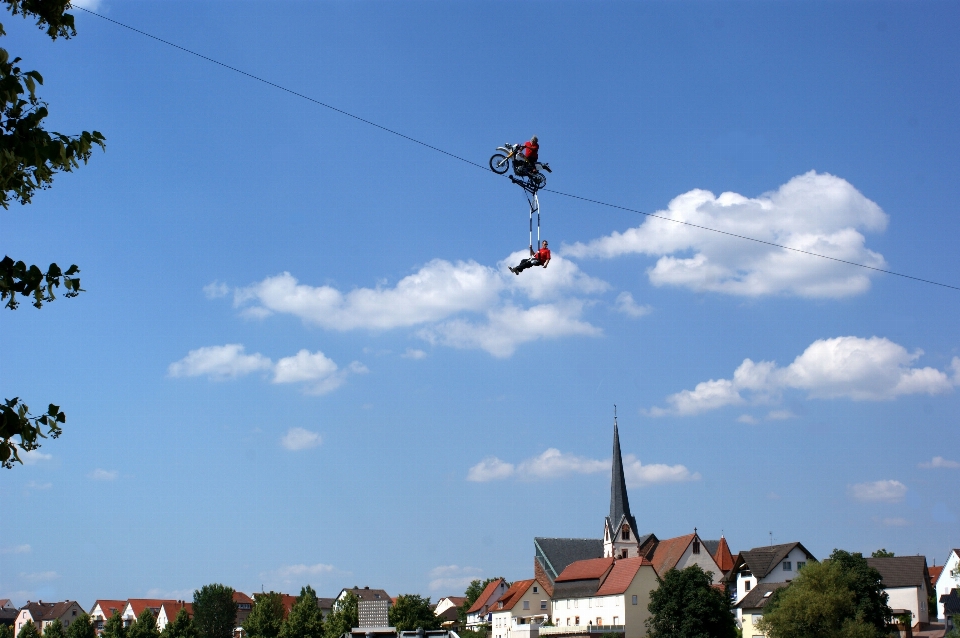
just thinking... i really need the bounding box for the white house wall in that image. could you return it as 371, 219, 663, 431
736, 548, 812, 602
886, 586, 926, 626
674, 542, 722, 584
937, 552, 960, 619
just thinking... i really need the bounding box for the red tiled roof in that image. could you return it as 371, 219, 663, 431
159, 602, 193, 621
126, 600, 174, 619
91, 601, 127, 618
651, 534, 696, 576
556, 557, 615, 582
596, 557, 651, 596
929, 565, 943, 586
466, 580, 504, 614
442, 597, 466, 606
713, 537, 734, 573
491, 580, 534, 612
233, 593, 254, 605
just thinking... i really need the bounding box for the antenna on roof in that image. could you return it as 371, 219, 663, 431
769, 532, 773, 546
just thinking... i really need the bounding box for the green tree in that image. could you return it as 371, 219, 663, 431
128, 609, 160, 638
323, 592, 358, 638
160, 609, 197, 638
279, 586, 324, 638
646, 565, 737, 638
1, 623, 13, 638
18, 621, 40, 638
42, 620, 65, 638
0, 0, 105, 469
871, 549, 895, 558
757, 550, 891, 638
388, 595, 440, 632
193, 584, 236, 638
243, 593, 285, 638
66, 613, 95, 638
102, 613, 126, 638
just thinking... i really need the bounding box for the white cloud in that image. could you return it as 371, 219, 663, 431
849, 480, 908, 503
203, 281, 230, 299
280, 427, 322, 451
919, 456, 960, 469
21, 450, 52, 465
649, 337, 957, 416
401, 348, 427, 360
20, 571, 59, 583
88, 469, 118, 481
622, 454, 701, 486
565, 172, 888, 298
70, 0, 102, 9
467, 457, 515, 482
614, 292, 651, 318
766, 409, 796, 420
428, 565, 483, 592
0, 544, 30, 555
737, 414, 759, 424
167, 344, 272, 380
516, 448, 608, 479
272, 350, 349, 394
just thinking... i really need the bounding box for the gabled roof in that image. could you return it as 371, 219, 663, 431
650, 534, 696, 576
466, 579, 504, 614
233, 593, 254, 606
340, 588, 391, 603
712, 537, 734, 573
556, 558, 615, 582
126, 600, 173, 618
535, 538, 603, 580
21, 602, 80, 622
317, 598, 336, 611
735, 582, 789, 610
739, 542, 815, 579
90, 601, 127, 618
490, 580, 535, 612
941, 589, 960, 616
596, 557, 652, 596
866, 556, 930, 590
438, 597, 465, 607
929, 565, 943, 586
159, 602, 192, 620
0, 600, 11, 609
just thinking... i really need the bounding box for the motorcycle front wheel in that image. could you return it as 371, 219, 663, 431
489, 153, 510, 174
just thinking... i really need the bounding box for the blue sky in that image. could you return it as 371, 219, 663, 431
2, 0, 960, 606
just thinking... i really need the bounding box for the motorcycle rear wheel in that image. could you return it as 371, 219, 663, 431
531, 173, 547, 190
489, 153, 509, 174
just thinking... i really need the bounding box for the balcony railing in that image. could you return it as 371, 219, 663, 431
538, 626, 624, 636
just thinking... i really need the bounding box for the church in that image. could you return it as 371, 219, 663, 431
533, 418, 733, 598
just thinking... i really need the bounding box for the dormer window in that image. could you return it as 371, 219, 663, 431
692, 540, 700, 555
621, 526, 630, 541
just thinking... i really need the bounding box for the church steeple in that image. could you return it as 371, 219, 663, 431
609, 409, 637, 535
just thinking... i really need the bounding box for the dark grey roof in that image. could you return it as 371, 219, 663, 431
702, 540, 720, 557
342, 588, 391, 603
735, 582, 789, 610
866, 556, 930, 590
609, 423, 638, 537
535, 538, 603, 580
552, 579, 602, 600
318, 598, 336, 610
0, 608, 18, 625
941, 589, 960, 616
740, 543, 815, 579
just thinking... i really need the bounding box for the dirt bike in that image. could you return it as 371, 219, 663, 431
489, 143, 551, 191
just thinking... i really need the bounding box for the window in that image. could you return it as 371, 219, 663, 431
533, 586, 538, 593
588, 599, 593, 608
797, 561, 806, 571
598, 599, 603, 607
540, 601, 547, 610
745, 580, 752, 591
566, 618, 570, 626
523, 601, 529, 610
566, 601, 570, 609
631, 595, 638, 606
612, 616, 618, 625
574, 600, 578, 608
620, 549, 628, 558
783, 561, 792, 571
596, 618, 602, 626
621, 526, 630, 541
692, 540, 700, 555
575, 617, 579, 625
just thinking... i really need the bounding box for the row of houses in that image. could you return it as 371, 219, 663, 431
461, 422, 960, 638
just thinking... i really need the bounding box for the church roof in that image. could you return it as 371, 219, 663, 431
704, 537, 734, 573
535, 538, 603, 580
556, 558, 615, 582
609, 423, 638, 537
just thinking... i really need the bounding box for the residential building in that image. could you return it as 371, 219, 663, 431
433, 597, 465, 627
734, 582, 787, 638
89, 601, 127, 635
15, 601, 85, 636
728, 542, 816, 604
940, 589, 959, 632
466, 579, 509, 630
235, 592, 255, 627
935, 549, 960, 620
0, 601, 13, 610
488, 579, 550, 638
335, 588, 391, 629
544, 556, 658, 638
317, 598, 336, 621
156, 602, 192, 633
866, 556, 932, 628
122, 600, 172, 627
648, 531, 725, 585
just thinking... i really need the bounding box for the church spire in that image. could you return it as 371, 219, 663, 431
610, 407, 637, 534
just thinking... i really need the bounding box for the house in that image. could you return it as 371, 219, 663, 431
734, 582, 788, 638
940, 588, 959, 632
488, 579, 550, 638
543, 556, 659, 638
702, 537, 735, 578
728, 542, 817, 604
89, 601, 127, 635
15, 601, 85, 636
336, 588, 391, 629
648, 531, 725, 585
156, 602, 192, 633
122, 600, 173, 627
433, 597, 466, 627
234, 592, 255, 627
317, 598, 336, 621
935, 550, 960, 620
866, 556, 932, 628
465, 580, 509, 630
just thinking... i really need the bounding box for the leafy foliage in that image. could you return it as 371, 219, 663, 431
2, 0, 75, 39
323, 592, 358, 638
17, 621, 40, 638
193, 584, 236, 638
646, 565, 737, 638
756, 550, 891, 638
870, 549, 895, 558
160, 609, 197, 638
66, 614, 95, 638
279, 586, 324, 638
102, 613, 126, 638
128, 609, 160, 638
41, 621, 64, 638
0, 623, 13, 638
0, 397, 64, 467
244, 593, 285, 638
1, 256, 81, 309
388, 595, 440, 632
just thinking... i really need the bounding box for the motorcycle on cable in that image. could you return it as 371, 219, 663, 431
489, 143, 551, 192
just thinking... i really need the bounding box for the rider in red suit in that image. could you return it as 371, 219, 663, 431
522, 135, 539, 169
510, 240, 551, 275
